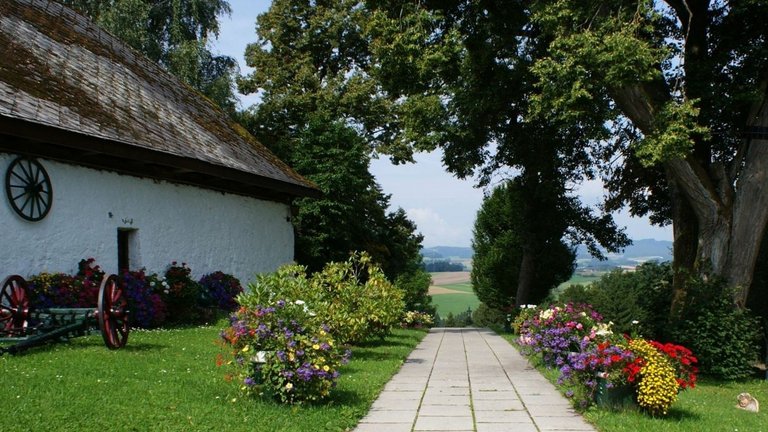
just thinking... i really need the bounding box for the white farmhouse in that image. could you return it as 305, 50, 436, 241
0, 0, 319, 284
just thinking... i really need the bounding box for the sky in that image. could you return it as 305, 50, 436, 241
211, 0, 673, 248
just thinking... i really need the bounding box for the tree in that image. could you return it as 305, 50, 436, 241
472, 179, 577, 308
526, 1, 768, 307
240, 1, 628, 304
60, 0, 238, 114
249, 111, 424, 282
237, 1, 427, 282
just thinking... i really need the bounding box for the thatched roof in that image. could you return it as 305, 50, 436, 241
0, 0, 318, 200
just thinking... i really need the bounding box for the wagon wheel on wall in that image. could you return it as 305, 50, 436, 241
97, 274, 129, 349
0, 275, 30, 336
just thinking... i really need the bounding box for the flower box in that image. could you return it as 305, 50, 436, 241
595, 376, 635, 409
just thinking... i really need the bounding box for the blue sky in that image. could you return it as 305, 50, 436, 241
211, 0, 672, 247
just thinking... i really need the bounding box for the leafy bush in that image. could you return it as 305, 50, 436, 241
395, 268, 436, 315
441, 309, 473, 327
670, 276, 762, 379
220, 300, 350, 404
558, 262, 673, 338
401, 311, 434, 328
199, 271, 243, 312
244, 253, 405, 345
162, 262, 203, 324
472, 303, 507, 328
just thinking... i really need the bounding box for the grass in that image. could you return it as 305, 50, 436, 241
438, 282, 474, 294
431, 293, 481, 316
0, 322, 427, 432
498, 333, 768, 432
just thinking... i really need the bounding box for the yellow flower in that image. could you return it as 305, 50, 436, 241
285, 383, 293, 390
241, 346, 250, 353
323, 365, 330, 372
312, 344, 320, 350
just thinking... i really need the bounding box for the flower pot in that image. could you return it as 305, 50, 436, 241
595, 376, 635, 409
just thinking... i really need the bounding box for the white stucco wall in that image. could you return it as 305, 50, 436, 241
0, 153, 295, 285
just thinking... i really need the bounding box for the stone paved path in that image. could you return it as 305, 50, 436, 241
353, 327, 597, 432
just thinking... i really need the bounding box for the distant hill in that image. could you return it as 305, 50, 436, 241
421, 246, 474, 259
420, 239, 672, 271
576, 238, 672, 261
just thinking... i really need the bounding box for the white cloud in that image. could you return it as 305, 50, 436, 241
406, 208, 470, 247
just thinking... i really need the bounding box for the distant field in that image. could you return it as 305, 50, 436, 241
428, 272, 481, 317
431, 293, 482, 317
557, 273, 603, 289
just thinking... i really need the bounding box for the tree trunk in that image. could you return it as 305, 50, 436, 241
613, 80, 768, 306
515, 248, 536, 306
667, 168, 698, 317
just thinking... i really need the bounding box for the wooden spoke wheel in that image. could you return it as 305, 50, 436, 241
0, 275, 30, 336
98, 274, 129, 349
5, 157, 53, 222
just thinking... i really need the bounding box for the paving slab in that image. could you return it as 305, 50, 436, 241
352, 328, 597, 432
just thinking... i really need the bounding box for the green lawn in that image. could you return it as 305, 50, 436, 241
430, 281, 481, 317
0, 322, 427, 432
431, 293, 481, 317
499, 333, 768, 432
557, 273, 604, 289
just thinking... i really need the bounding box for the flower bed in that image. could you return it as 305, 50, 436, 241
25, 258, 243, 328
517, 303, 698, 415
219, 300, 350, 404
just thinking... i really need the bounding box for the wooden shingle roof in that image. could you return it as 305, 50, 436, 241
0, 0, 318, 200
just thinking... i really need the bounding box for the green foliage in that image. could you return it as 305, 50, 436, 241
636, 100, 711, 166
395, 268, 436, 315
60, 0, 238, 114
558, 262, 674, 339
243, 253, 405, 345
670, 277, 763, 380
440, 309, 473, 328
471, 303, 507, 329
471, 179, 577, 308
401, 311, 434, 329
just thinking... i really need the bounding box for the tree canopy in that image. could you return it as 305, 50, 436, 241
60, 0, 239, 114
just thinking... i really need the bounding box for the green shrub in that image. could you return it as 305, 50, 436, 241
558, 263, 673, 338
395, 268, 436, 315
472, 303, 507, 328
670, 276, 762, 379
244, 253, 405, 345
402, 310, 434, 328
441, 308, 473, 327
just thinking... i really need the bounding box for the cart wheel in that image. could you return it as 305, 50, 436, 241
98, 274, 129, 349
0, 275, 29, 336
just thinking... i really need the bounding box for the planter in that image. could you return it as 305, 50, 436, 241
250, 351, 272, 385
595, 376, 635, 409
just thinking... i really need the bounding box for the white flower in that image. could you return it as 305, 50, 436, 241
294, 300, 305, 306
252, 351, 268, 363
149, 281, 155, 287
593, 322, 614, 337
631, 320, 640, 325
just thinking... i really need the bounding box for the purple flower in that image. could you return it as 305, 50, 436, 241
244, 377, 256, 386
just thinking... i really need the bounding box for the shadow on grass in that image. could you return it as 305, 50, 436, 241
662, 407, 702, 421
